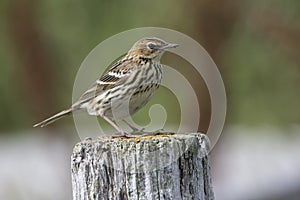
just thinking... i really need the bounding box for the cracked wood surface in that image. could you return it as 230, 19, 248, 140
71, 133, 214, 200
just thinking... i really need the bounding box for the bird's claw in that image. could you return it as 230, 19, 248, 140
111, 132, 138, 138
111, 128, 169, 138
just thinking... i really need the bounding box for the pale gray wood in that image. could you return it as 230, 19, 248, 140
71, 133, 214, 200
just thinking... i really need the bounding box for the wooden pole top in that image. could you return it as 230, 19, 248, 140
71, 133, 214, 200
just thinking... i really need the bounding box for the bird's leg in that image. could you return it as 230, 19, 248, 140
122, 119, 145, 133
99, 113, 136, 138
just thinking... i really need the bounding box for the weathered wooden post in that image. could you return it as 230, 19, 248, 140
71, 133, 214, 200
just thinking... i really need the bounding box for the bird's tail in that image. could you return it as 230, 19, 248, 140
33, 108, 73, 127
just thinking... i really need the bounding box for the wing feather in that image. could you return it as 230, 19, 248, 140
72, 57, 137, 108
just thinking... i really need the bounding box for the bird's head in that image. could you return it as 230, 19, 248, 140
128, 37, 178, 60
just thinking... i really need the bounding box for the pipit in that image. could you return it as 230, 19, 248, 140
34, 37, 178, 137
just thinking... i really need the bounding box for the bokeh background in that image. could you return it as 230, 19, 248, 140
1, 0, 300, 199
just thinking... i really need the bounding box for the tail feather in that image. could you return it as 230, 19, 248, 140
33, 108, 73, 127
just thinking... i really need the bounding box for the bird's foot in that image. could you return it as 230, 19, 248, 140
129, 127, 146, 134
139, 128, 172, 137
111, 131, 138, 138
127, 128, 156, 136
141, 132, 158, 137
111, 129, 172, 138
154, 128, 165, 133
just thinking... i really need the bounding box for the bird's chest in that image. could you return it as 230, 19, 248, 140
119, 61, 162, 94
140, 61, 162, 84
127, 62, 162, 113
133, 62, 162, 92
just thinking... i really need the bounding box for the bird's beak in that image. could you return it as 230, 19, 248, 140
160, 43, 179, 49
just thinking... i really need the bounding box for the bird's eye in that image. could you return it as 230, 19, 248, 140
147, 43, 156, 50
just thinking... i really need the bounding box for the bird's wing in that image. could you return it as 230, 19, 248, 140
72, 57, 137, 108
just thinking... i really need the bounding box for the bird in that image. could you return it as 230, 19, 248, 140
34, 37, 178, 137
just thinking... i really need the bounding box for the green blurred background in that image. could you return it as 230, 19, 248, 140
1, 0, 300, 131
1, 0, 300, 199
